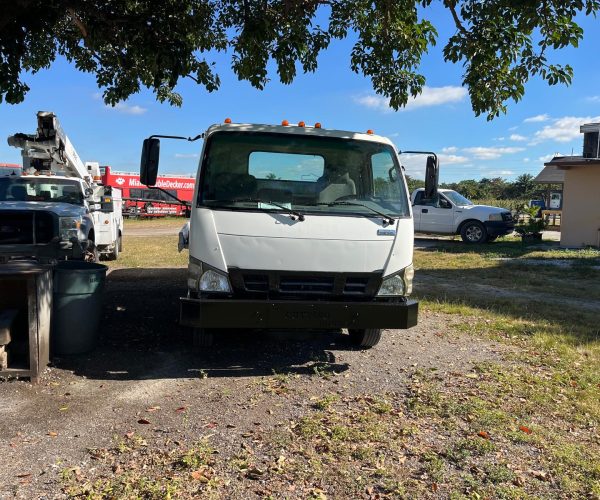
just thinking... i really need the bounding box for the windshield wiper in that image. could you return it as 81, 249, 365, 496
315, 201, 395, 225
215, 198, 305, 221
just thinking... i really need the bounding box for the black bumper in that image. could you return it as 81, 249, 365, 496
180, 297, 419, 330
484, 220, 515, 237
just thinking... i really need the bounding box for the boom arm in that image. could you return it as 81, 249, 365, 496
7, 111, 93, 186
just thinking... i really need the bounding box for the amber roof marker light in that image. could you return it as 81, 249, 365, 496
366, 129, 374, 135
224, 118, 232, 124
314, 122, 322, 128
298, 121, 305, 127
281, 120, 289, 126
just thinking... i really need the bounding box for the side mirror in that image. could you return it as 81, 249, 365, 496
140, 138, 160, 186
424, 155, 439, 199
84, 187, 94, 198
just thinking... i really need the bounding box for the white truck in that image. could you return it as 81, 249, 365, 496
140, 120, 440, 348
411, 188, 514, 243
0, 112, 123, 263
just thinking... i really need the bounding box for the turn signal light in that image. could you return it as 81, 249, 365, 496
224, 118, 232, 123
281, 120, 289, 126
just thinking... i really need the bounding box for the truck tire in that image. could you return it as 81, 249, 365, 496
109, 237, 120, 260
348, 328, 382, 348
193, 328, 214, 350
460, 221, 487, 244
118, 234, 123, 252
85, 239, 100, 263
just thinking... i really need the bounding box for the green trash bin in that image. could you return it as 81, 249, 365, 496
52, 260, 107, 355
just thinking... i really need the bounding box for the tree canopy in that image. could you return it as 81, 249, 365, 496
1, 1, 598, 119
406, 173, 548, 201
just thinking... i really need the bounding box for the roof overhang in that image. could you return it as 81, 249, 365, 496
544, 156, 600, 170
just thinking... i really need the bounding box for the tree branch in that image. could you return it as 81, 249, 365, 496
446, 0, 468, 35
67, 8, 88, 39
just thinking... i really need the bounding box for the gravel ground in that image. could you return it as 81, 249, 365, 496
0, 268, 508, 498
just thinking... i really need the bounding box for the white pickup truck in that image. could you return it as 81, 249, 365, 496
411, 188, 514, 243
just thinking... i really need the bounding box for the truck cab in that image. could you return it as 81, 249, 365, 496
141, 121, 438, 348
411, 188, 514, 243
0, 172, 122, 262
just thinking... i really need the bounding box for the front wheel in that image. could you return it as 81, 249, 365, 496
348, 328, 382, 348
460, 221, 487, 244
84, 240, 99, 263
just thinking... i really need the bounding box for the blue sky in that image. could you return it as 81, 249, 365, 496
1, 6, 599, 183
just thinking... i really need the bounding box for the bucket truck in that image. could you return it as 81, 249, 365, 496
0, 112, 123, 263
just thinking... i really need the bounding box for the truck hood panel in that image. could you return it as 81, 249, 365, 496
0, 201, 85, 217
219, 234, 390, 273
189, 208, 414, 275
212, 210, 393, 241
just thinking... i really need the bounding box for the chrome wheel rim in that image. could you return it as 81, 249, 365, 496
466, 225, 483, 242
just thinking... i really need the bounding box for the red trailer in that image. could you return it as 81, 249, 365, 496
100, 166, 195, 217
0, 163, 22, 176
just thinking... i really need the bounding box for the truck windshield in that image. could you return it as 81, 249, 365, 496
443, 190, 473, 206
199, 131, 410, 218
0, 178, 84, 205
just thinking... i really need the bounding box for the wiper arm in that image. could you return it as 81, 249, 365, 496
230, 198, 305, 221
316, 201, 395, 225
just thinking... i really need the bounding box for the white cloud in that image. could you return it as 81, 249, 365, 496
355, 85, 467, 113
462, 146, 525, 160
509, 134, 527, 142
586, 96, 600, 103
438, 154, 469, 164
489, 170, 515, 176
538, 154, 555, 163
107, 102, 148, 115
523, 157, 530, 163
493, 137, 505, 141
524, 114, 550, 123
508, 126, 519, 131
442, 146, 458, 153
174, 153, 199, 159
533, 115, 600, 143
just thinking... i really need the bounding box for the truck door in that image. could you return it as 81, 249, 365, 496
414, 193, 455, 234
411, 190, 423, 231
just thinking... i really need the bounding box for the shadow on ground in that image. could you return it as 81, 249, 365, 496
55, 268, 351, 381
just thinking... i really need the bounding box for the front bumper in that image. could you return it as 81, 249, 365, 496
484, 220, 515, 237
180, 297, 419, 330
0, 238, 84, 262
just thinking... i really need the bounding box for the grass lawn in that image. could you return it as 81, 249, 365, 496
105, 234, 188, 268
123, 216, 187, 228
82, 236, 599, 499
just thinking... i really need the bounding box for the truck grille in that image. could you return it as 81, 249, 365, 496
0, 211, 55, 245
230, 269, 382, 301
279, 276, 334, 294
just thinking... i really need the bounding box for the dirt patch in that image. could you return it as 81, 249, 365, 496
416, 272, 600, 313
0, 268, 508, 498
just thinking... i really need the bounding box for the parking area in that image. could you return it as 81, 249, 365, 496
1, 223, 598, 499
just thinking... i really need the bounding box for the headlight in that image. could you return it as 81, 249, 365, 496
59, 216, 82, 240
199, 269, 232, 293
488, 213, 503, 221
377, 264, 414, 297
188, 259, 232, 293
